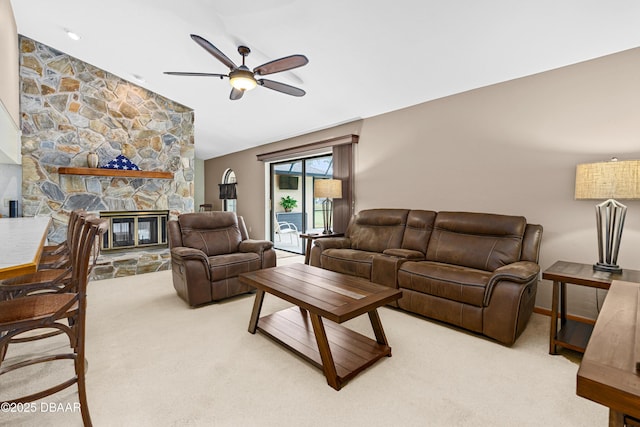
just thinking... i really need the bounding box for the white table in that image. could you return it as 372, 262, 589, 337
0, 216, 51, 279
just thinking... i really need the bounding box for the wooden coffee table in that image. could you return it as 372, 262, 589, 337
240, 264, 402, 390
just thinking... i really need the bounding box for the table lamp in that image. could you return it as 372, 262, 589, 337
314, 179, 342, 234
575, 158, 640, 273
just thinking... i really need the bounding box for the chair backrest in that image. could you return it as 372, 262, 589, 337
60, 209, 86, 249
71, 216, 108, 296
175, 212, 243, 256
276, 221, 297, 232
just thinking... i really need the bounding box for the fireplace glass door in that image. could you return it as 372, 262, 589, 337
112, 218, 135, 248
138, 217, 158, 245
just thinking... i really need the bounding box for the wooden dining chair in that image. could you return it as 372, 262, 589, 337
0, 211, 94, 353
0, 210, 88, 300
0, 216, 107, 427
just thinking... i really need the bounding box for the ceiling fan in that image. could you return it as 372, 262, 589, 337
165, 34, 309, 100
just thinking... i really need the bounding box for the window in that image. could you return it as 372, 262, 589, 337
222, 169, 237, 212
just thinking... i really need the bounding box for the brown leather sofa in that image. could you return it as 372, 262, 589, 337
168, 212, 276, 306
309, 209, 542, 345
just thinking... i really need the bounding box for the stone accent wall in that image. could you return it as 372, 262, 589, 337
19, 35, 194, 279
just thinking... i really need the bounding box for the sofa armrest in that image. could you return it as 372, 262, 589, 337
309, 237, 351, 267
171, 247, 209, 264
239, 239, 274, 254
382, 248, 425, 261
170, 247, 213, 305
483, 261, 540, 306
313, 237, 351, 251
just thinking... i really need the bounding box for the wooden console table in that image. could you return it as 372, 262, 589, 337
543, 261, 640, 355
577, 280, 640, 426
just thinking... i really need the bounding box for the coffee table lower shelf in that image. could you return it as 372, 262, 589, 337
257, 307, 391, 386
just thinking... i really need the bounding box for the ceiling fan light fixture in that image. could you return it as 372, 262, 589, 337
166, 35, 307, 98
229, 67, 257, 91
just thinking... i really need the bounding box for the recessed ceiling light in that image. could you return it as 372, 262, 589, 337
65, 29, 81, 41
131, 74, 146, 83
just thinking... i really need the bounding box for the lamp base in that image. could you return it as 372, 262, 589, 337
593, 262, 622, 274
592, 199, 627, 276
321, 198, 333, 236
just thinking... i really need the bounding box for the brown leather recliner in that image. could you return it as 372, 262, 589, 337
168, 212, 276, 306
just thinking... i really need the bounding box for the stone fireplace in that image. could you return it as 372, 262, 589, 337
18, 36, 195, 279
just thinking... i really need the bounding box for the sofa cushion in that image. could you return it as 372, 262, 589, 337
209, 252, 261, 282
320, 248, 377, 280
178, 212, 242, 256
398, 261, 492, 307
426, 212, 526, 272
347, 209, 409, 253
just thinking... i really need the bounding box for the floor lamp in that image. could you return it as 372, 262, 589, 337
575, 159, 640, 273
314, 179, 342, 234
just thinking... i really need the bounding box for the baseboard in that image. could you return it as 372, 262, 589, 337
533, 306, 596, 326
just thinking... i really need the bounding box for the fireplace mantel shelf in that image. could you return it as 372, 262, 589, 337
58, 167, 173, 179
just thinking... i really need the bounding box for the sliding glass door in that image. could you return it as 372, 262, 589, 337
271, 154, 333, 254
272, 159, 304, 253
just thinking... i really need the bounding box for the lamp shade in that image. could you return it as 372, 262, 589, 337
575, 160, 640, 200
314, 179, 342, 199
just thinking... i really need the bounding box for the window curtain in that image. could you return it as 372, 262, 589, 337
331, 143, 353, 234
218, 183, 237, 200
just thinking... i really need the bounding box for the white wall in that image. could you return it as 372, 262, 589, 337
0, 163, 21, 216
0, 0, 22, 209
0, 0, 18, 124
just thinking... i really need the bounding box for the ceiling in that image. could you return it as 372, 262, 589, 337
10, 0, 640, 160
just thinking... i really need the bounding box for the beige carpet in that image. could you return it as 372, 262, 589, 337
1, 261, 607, 426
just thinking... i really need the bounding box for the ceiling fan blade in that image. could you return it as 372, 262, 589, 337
254, 55, 309, 76
190, 34, 237, 70
230, 88, 244, 100
258, 79, 306, 97
164, 72, 227, 78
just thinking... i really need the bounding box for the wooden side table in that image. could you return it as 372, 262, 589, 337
300, 232, 344, 265
543, 260, 640, 355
